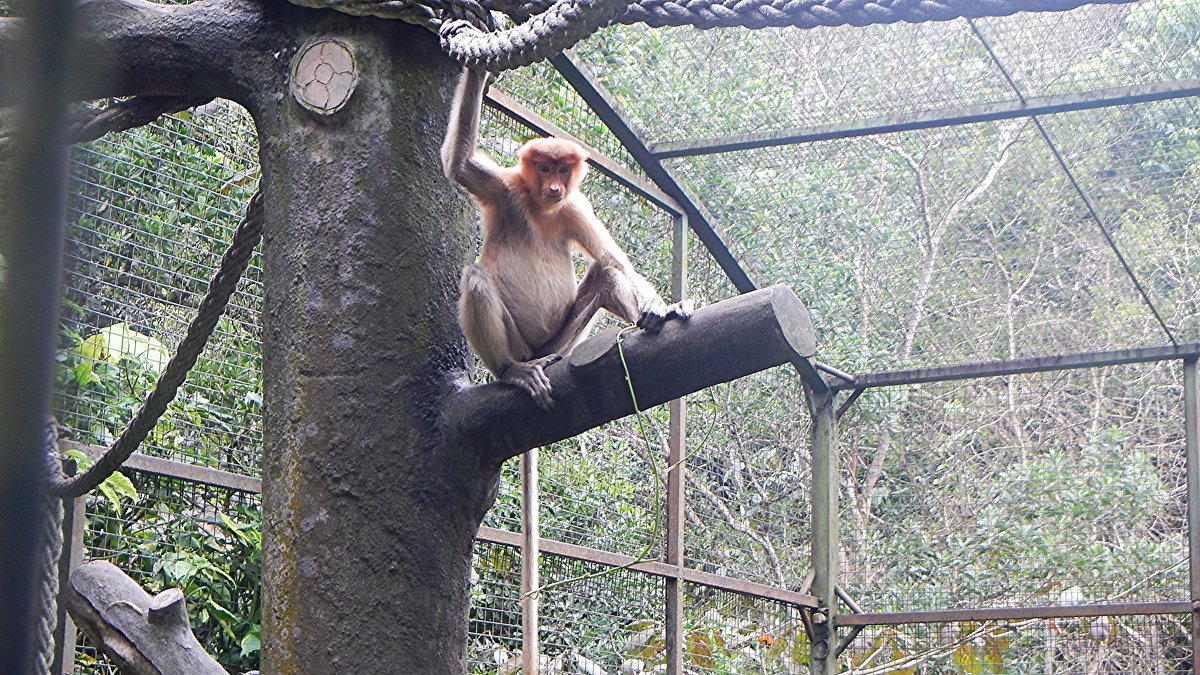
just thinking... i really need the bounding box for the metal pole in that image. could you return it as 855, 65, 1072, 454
664, 212, 688, 675
1184, 357, 1198, 672
0, 1, 73, 671
809, 389, 838, 675
521, 449, 540, 674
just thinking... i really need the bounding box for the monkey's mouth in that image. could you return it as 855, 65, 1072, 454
542, 193, 564, 202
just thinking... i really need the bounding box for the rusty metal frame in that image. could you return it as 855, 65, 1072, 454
664, 211, 688, 674
1186, 356, 1199, 672
837, 601, 1193, 626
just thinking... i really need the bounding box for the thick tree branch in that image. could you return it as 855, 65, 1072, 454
66, 561, 226, 675
0, 0, 275, 105
445, 285, 818, 463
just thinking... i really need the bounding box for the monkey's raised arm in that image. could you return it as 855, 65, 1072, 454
441, 68, 506, 201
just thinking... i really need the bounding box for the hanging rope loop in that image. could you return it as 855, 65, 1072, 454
439, 0, 633, 71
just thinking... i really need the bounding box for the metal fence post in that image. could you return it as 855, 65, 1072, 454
522, 448, 540, 674
665, 212, 688, 675
1185, 357, 1198, 671
810, 387, 838, 675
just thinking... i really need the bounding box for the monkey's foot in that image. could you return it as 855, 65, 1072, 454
637, 298, 695, 333
501, 354, 562, 410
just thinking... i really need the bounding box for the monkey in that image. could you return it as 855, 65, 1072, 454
442, 68, 691, 409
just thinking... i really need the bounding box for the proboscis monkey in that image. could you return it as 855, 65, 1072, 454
442, 68, 690, 408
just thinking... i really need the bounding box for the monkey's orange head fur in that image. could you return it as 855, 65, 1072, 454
518, 138, 589, 206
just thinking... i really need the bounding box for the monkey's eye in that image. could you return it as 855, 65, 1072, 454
539, 165, 551, 174
558, 166, 569, 175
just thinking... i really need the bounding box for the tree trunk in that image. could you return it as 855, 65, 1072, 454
246, 9, 488, 673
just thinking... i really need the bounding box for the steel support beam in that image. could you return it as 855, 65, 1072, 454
477, 526, 819, 608
520, 449, 539, 675
652, 79, 1200, 158
67, 441, 262, 494
550, 52, 757, 294
834, 343, 1200, 391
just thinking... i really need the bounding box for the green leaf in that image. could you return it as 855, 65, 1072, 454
169, 558, 198, 582
240, 631, 261, 658
79, 323, 170, 373
97, 482, 123, 516
74, 361, 96, 387
64, 448, 90, 466
953, 644, 983, 674
207, 598, 239, 637
102, 470, 138, 502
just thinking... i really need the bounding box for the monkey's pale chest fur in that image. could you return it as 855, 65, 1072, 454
478, 198, 579, 349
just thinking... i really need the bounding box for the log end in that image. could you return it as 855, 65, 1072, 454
148, 588, 188, 627
567, 327, 620, 371
768, 284, 816, 358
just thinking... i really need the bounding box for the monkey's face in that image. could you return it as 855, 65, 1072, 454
517, 138, 589, 208
536, 162, 573, 203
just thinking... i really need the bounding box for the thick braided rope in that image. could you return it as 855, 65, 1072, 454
485, 0, 1138, 29
32, 424, 65, 675
439, 0, 632, 71
286, 0, 499, 28
530, 0, 1140, 29
47, 188, 264, 498
293, 0, 1135, 69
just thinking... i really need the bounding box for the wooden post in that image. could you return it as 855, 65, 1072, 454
521, 448, 540, 674
664, 212, 688, 675
51, 489, 85, 675
809, 387, 838, 675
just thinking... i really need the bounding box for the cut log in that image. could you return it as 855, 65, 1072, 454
446, 284, 817, 462
66, 560, 226, 675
